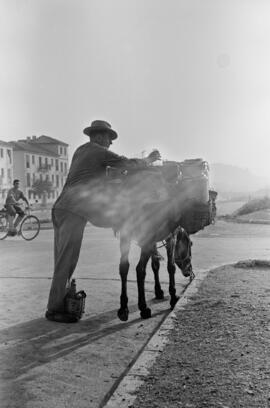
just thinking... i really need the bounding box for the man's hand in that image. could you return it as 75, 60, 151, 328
146, 149, 162, 164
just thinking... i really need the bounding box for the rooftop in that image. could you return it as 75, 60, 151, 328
32, 135, 68, 146
9, 141, 59, 157
0, 140, 12, 148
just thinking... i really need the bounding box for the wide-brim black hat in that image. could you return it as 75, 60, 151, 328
83, 120, 118, 140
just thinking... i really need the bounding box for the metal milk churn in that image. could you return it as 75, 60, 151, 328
178, 158, 209, 203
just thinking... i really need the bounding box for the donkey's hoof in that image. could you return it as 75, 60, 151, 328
170, 296, 180, 309
155, 289, 164, 300
140, 308, 152, 319
182, 268, 194, 278
182, 270, 191, 277
118, 307, 129, 321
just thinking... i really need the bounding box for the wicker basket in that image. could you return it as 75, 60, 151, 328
65, 290, 86, 319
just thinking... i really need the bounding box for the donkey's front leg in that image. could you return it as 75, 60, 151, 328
166, 235, 180, 309
117, 234, 131, 321
151, 252, 164, 299
136, 248, 152, 319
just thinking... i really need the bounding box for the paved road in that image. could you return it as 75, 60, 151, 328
0, 220, 269, 407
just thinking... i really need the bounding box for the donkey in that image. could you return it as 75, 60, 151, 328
115, 178, 200, 321
72, 166, 198, 321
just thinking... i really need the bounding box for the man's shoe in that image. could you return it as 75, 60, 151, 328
45, 310, 79, 323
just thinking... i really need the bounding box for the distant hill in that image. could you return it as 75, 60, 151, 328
233, 196, 270, 216
209, 163, 270, 196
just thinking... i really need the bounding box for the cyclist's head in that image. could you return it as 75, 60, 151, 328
13, 179, 20, 188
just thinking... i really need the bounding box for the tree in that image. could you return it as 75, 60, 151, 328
31, 179, 53, 195
31, 179, 54, 206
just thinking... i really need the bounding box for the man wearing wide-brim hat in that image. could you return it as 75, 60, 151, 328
83, 119, 118, 139
45, 120, 161, 323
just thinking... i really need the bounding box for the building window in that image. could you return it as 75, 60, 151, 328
7, 149, 12, 163
56, 175, 59, 187
26, 173, 31, 187
0, 148, 3, 158
32, 155, 35, 164
52, 174, 54, 184
1, 168, 4, 177
55, 159, 59, 171
60, 162, 63, 172
7, 169, 11, 183
39, 157, 42, 167
51, 158, 54, 167
26, 154, 30, 168
59, 146, 63, 155
64, 147, 67, 156
64, 162, 67, 173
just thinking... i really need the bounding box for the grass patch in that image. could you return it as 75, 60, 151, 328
233, 196, 270, 216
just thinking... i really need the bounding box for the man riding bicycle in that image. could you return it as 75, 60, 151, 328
5, 179, 29, 236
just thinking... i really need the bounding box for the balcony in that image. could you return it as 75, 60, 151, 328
38, 164, 51, 172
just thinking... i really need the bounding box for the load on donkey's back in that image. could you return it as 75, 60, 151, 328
107, 155, 217, 235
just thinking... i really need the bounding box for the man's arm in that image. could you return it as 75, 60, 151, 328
104, 149, 161, 169
20, 191, 29, 207
22, 196, 29, 206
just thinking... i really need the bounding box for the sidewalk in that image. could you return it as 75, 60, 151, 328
106, 260, 270, 408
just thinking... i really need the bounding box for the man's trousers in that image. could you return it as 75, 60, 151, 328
47, 208, 87, 312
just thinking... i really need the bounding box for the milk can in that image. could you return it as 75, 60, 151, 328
179, 158, 209, 203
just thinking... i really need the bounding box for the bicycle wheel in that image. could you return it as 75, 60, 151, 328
20, 215, 40, 241
0, 214, 8, 240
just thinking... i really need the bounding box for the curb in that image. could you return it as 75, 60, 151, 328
218, 216, 270, 225
103, 268, 210, 408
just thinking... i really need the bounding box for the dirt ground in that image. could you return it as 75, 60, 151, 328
131, 261, 270, 408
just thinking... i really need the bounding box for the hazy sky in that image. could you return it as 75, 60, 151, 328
0, 0, 269, 178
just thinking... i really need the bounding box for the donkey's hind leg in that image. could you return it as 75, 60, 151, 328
117, 234, 131, 321
136, 248, 152, 319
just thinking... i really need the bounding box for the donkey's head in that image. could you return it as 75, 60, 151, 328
174, 227, 193, 277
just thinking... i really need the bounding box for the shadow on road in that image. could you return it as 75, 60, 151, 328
1, 300, 170, 380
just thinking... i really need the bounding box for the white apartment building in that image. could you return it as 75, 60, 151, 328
9, 135, 69, 204
0, 141, 13, 202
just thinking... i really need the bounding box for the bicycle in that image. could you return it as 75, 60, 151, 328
0, 205, 40, 241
